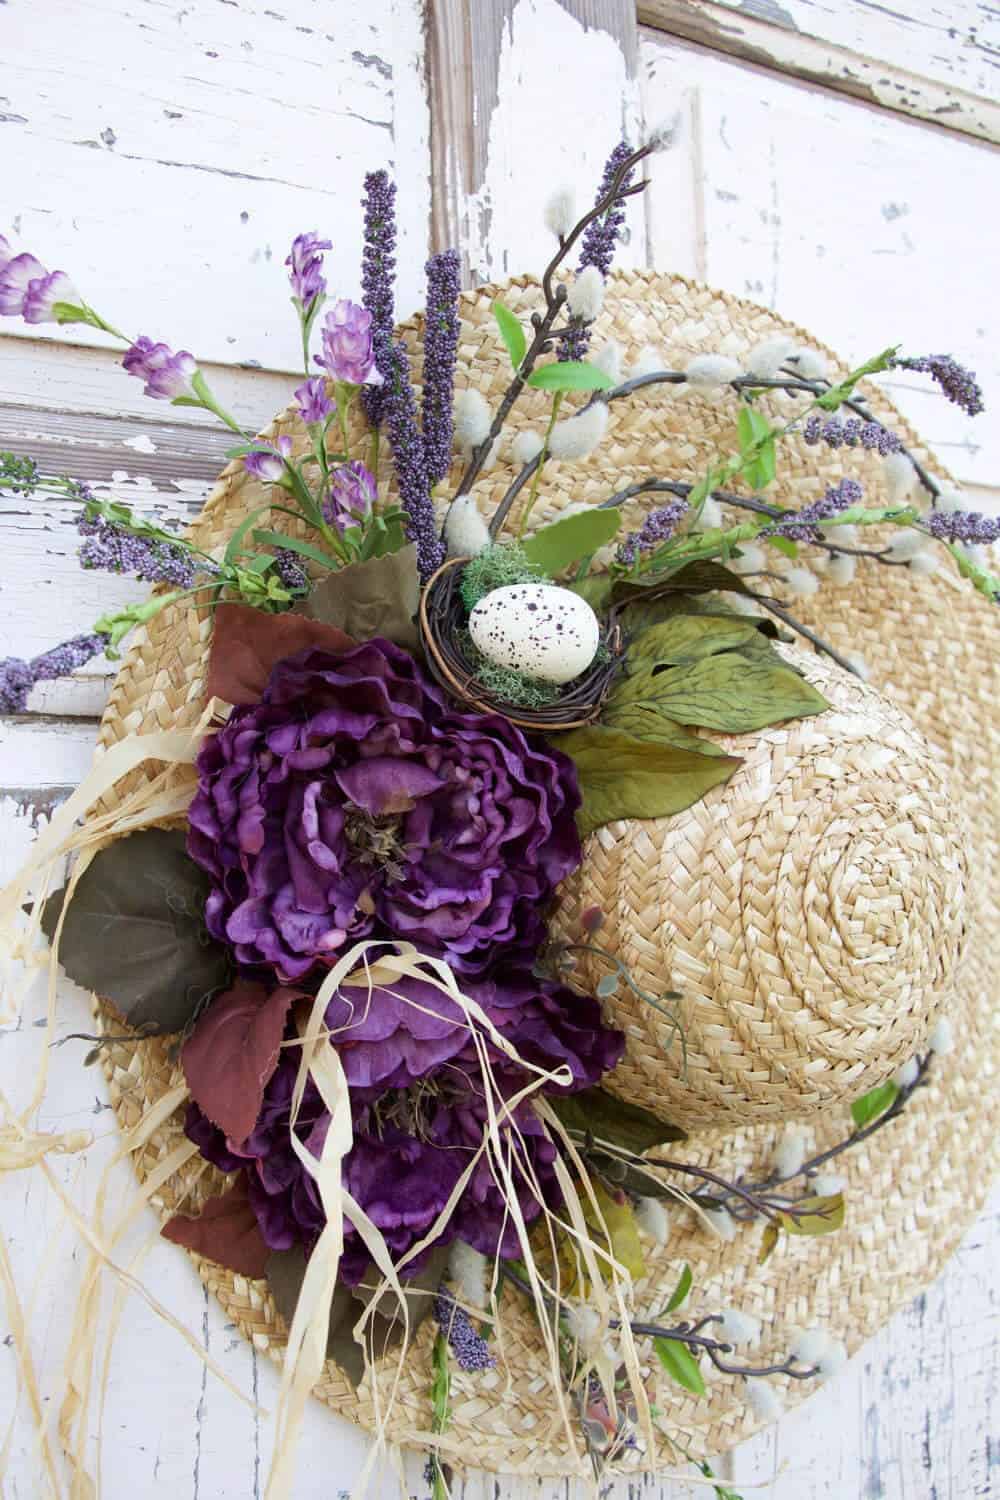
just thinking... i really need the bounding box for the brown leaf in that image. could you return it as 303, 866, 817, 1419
206, 602, 356, 706
162, 1179, 269, 1278
182, 980, 297, 1145
296, 544, 422, 652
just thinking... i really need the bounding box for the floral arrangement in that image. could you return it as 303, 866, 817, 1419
0, 135, 990, 1495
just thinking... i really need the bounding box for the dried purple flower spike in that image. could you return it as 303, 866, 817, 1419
892, 354, 985, 418
421, 250, 461, 485
122, 337, 197, 401
769, 476, 864, 542
433, 1289, 495, 1373
384, 341, 445, 580
926, 509, 1000, 545
616, 497, 688, 564
560, 141, 635, 361
77, 512, 201, 588
803, 414, 901, 455
271, 548, 309, 593
1, 631, 109, 713
285, 232, 331, 316
360, 170, 398, 426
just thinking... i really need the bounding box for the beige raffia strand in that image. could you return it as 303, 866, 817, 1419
81, 269, 997, 1476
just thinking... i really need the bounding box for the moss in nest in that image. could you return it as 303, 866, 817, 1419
459, 542, 542, 612
457, 629, 561, 709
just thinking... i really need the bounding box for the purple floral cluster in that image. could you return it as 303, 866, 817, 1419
926, 509, 1000, 546
434, 1289, 495, 1372
802, 414, 901, 456
769, 477, 864, 542
77, 512, 201, 588
892, 354, 985, 418
616, 497, 688, 565
421, 250, 462, 485
560, 141, 634, 361
0, 631, 109, 713
0, 236, 79, 324
360, 170, 398, 427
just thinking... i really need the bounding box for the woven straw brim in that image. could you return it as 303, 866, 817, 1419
92, 269, 998, 1476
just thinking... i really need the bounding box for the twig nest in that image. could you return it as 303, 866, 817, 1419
468, 583, 600, 685
551, 648, 969, 1127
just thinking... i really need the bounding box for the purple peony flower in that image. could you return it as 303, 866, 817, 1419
187, 640, 582, 981
0, 251, 80, 323
315, 299, 383, 387
243, 435, 293, 483
323, 461, 376, 531
286, 231, 331, 315
122, 336, 197, 401
294, 376, 335, 426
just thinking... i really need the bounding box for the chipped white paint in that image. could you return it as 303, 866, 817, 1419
2, 0, 999, 1495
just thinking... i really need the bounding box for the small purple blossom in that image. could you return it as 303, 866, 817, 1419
926, 509, 1000, 545
316, 299, 382, 387
421, 250, 461, 485
77, 513, 199, 587
294, 376, 334, 426
616, 497, 688, 565
803, 414, 901, 455
893, 354, 985, 418
285, 232, 331, 315
434, 1288, 495, 1372
243, 435, 293, 483
560, 141, 634, 361
360, 170, 398, 426
0, 250, 80, 323
122, 337, 197, 401
323, 461, 376, 531
769, 477, 864, 541
384, 340, 445, 580
1, 631, 109, 713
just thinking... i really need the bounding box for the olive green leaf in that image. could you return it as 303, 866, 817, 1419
850, 1079, 900, 1128
569, 574, 614, 611
654, 1336, 706, 1396
296, 543, 422, 651
610, 651, 829, 734
626, 614, 763, 670
521, 506, 622, 576
550, 1087, 687, 1155
758, 1222, 781, 1264
664, 1262, 693, 1315
616, 558, 754, 599
492, 298, 527, 370
777, 1193, 846, 1237
39, 829, 231, 1034
555, 724, 741, 838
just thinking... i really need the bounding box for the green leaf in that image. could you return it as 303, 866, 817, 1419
491, 298, 527, 370
609, 650, 829, 734
850, 1079, 900, 1129
569, 575, 614, 611
737, 405, 772, 450
743, 439, 776, 491
555, 724, 741, 838
768, 534, 799, 560
526, 362, 614, 392
601, 703, 733, 759
665, 1263, 693, 1314
522, 507, 622, 576
626, 615, 762, 670
251, 529, 341, 571
615, 558, 753, 601
296, 544, 422, 652
777, 1193, 846, 1238
654, 1337, 706, 1396
737, 406, 777, 490
758, 1222, 781, 1264
39, 829, 231, 1033
550, 1087, 687, 1155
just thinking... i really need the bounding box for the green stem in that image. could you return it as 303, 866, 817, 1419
516, 392, 563, 539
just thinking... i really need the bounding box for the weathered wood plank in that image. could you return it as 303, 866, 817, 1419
639, 0, 1000, 145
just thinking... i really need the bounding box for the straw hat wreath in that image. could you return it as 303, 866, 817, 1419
1, 140, 997, 1495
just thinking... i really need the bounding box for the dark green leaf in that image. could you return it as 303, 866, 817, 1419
521, 507, 622, 576
777, 1193, 845, 1237
665, 1262, 693, 1314
266, 1248, 367, 1385
296, 543, 422, 652
654, 1337, 706, 1396
491, 298, 527, 370
600, 703, 733, 759
609, 650, 829, 734
550, 1086, 687, 1154
626, 615, 763, 670
850, 1079, 900, 1128
615, 558, 753, 601
39, 829, 231, 1034
758, 1222, 781, 1265
556, 724, 740, 837
526, 363, 614, 392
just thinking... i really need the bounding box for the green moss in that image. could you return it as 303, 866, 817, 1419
457, 628, 561, 710
459, 542, 543, 612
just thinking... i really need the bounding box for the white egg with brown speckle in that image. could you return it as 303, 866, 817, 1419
468, 583, 600, 684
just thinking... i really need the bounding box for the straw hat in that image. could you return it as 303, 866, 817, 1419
92, 269, 999, 1475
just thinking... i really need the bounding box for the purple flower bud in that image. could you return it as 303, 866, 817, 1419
323, 461, 376, 531
315, 299, 383, 387
243, 435, 293, 483
22, 269, 81, 324
0, 251, 79, 322
122, 336, 198, 401
294, 376, 335, 426
286, 231, 332, 314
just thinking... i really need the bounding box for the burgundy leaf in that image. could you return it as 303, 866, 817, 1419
206, 602, 355, 706
182, 980, 297, 1145
162, 1178, 269, 1278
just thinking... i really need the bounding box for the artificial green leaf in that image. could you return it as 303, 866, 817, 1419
743, 439, 776, 491
610, 651, 829, 734
768, 535, 799, 560
586, 1179, 646, 1281
615, 558, 753, 601
296, 543, 422, 651
626, 615, 763, 670
599, 703, 732, 759
39, 829, 231, 1034
758, 1222, 781, 1265
665, 1262, 693, 1314
492, 298, 527, 370
555, 724, 741, 838
569, 575, 614, 611
550, 1087, 687, 1155
777, 1194, 846, 1238
737, 405, 772, 450
850, 1079, 900, 1129
526, 362, 614, 392
737, 406, 777, 489
251, 529, 341, 571
522, 507, 623, 576
654, 1337, 706, 1396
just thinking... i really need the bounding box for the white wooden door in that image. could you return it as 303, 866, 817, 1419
1, 2, 997, 1496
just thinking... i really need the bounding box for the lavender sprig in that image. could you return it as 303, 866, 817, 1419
926, 509, 1000, 545
559, 141, 635, 362
891, 353, 985, 417
384, 341, 445, 580
616, 498, 689, 565
77, 511, 204, 589
767, 477, 864, 542
434, 1288, 495, 1373
421, 250, 461, 485
802, 414, 901, 455
1, 632, 109, 713
360, 170, 398, 427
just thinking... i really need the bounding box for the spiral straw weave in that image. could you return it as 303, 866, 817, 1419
91, 270, 999, 1474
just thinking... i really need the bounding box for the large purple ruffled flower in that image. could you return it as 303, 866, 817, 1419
316, 298, 382, 386
188, 640, 582, 980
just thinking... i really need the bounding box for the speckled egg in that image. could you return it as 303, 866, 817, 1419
468, 583, 601, 685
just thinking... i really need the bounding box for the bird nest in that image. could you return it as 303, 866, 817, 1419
418, 557, 623, 731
